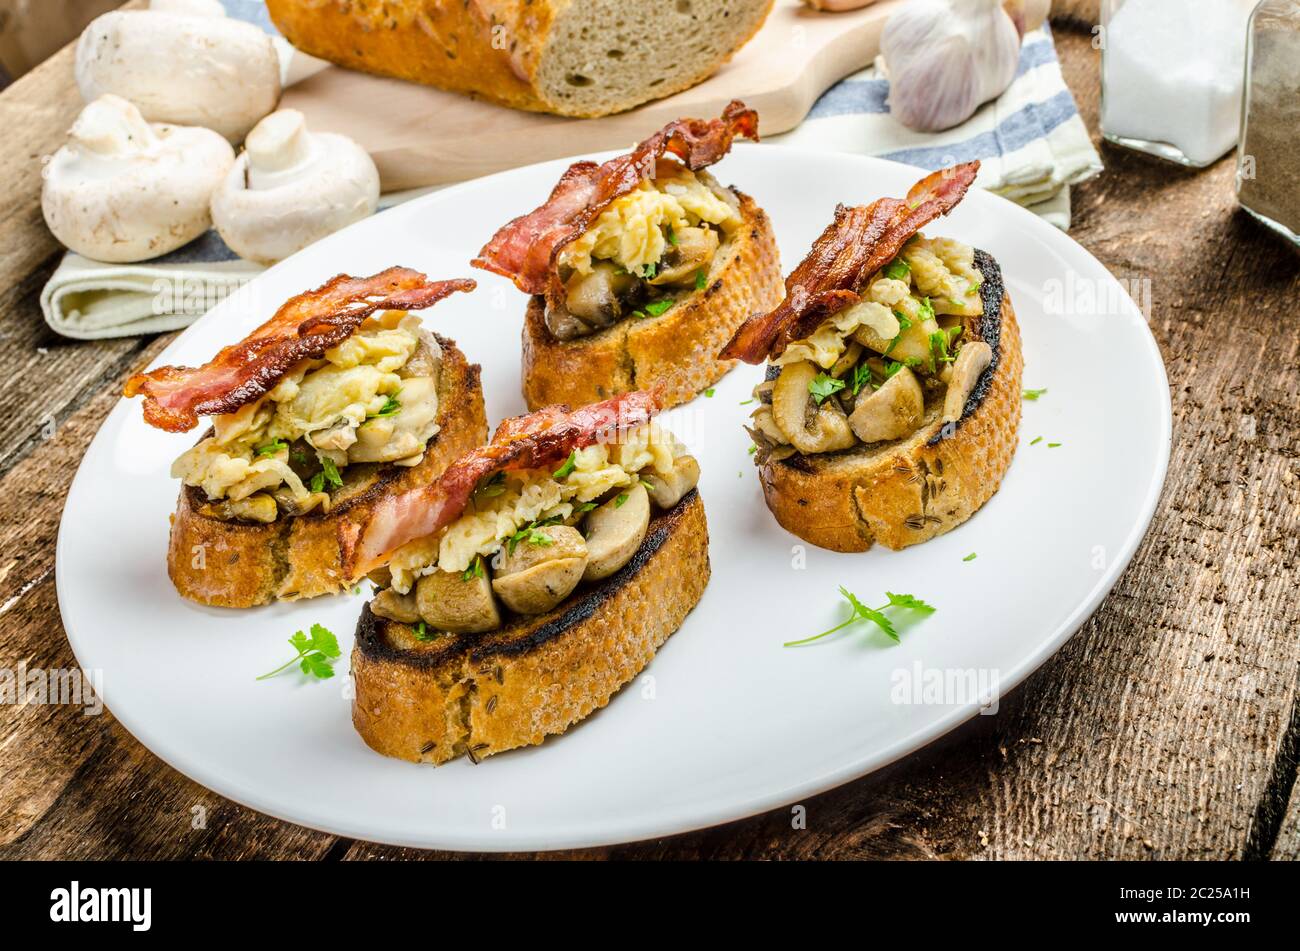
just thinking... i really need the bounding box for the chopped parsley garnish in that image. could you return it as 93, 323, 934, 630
474, 471, 507, 500
256, 623, 340, 680
369, 390, 402, 419
966, 278, 982, 295
747, 444, 757, 455
1030, 436, 1043, 445
461, 556, 485, 582
309, 471, 324, 493
739, 398, 755, 406
413, 621, 437, 641
884, 359, 904, 379
883, 258, 911, 281
892, 310, 914, 332
1022, 388, 1048, 401
631, 310, 648, 319
929, 329, 955, 368
506, 515, 563, 554
704, 388, 715, 398
636, 262, 657, 279
666, 225, 678, 246
850, 363, 873, 395
644, 298, 674, 317
254, 439, 287, 457
695, 269, 707, 291
614, 493, 629, 508
808, 372, 846, 404
1048, 442, 1062, 448
918, 296, 936, 322
784, 587, 936, 647
552, 450, 578, 479
963, 552, 977, 562
320, 456, 343, 489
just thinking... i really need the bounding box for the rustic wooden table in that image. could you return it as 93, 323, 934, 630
0, 22, 1296, 861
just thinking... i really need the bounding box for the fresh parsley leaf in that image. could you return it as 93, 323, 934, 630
552, 450, 578, 480
631, 310, 648, 319
808, 373, 846, 404
644, 298, 674, 317
884, 360, 904, 379
1022, 388, 1048, 401
918, 296, 936, 322
320, 456, 343, 490
747, 444, 757, 455
704, 387, 715, 398
474, 471, 507, 500
413, 621, 437, 641
963, 552, 977, 562
739, 398, 755, 405
614, 493, 629, 508
1048, 442, 1062, 448
850, 363, 873, 396
636, 262, 657, 279
892, 310, 914, 332
462, 556, 484, 582
694, 269, 707, 291
966, 278, 982, 295
257, 622, 340, 681
575, 501, 598, 514
666, 225, 678, 246
883, 258, 910, 281
1030, 436, 1043, 445
369, 390, 402, 419
929, 329, 955, 369
783, 586, 936, 648
254, 439, 287, 457
507, 515, 563, 554
309, 471, 325, 493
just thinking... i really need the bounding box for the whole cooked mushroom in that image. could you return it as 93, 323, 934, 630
41, 95, 234, 263
642, 456, 701, 510
582, 484, 651, 581
75, 0, 281, 143
848, 366, 926, 443
210, 109, 381, 266
491, 525, 589, 615
772, 361, 857, 455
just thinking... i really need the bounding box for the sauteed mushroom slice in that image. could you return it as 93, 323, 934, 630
849, 366, 925, 443
491, 525, 588, 615
582, 483, 650, 581
416, 565, 502, 633
942, 341, 993, 422
642, 455, 701, 509
371, 587, 421, 625
772, 361, 856, 455
648, 226, 719, 285
563, 262, 637, 326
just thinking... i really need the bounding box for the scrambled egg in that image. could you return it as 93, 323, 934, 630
776, 233, 981, 369
387, 423, 682, 592
171, 311, 438, 510
557, 167, 739, 275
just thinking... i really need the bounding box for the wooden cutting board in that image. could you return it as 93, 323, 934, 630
280, 0, 902, 191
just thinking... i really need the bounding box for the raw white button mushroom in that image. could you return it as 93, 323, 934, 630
76, 0, 281, 143
41, 95, 234, 263
210, 110, 380, 266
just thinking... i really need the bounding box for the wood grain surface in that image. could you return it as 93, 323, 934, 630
0, 22, 1296, 861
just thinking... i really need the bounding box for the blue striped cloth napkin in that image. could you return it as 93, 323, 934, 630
772, 23, 1103, 230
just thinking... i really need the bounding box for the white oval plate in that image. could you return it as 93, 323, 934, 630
58, 147, 1169, 851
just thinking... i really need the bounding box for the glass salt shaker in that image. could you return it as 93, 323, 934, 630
1236, 0, 1300, 246
1100, 0, 1257, 168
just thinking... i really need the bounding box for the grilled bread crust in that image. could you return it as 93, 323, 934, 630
351, 489, 709, 764
265, 0, 774, 119
758, 250, 1023, 552
165, 335, 488, 608
520, 189, 782, 411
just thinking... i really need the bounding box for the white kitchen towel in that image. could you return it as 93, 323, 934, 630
42, 8, 1099, 339
771, 23, 1102, 228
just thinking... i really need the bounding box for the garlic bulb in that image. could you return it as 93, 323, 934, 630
880, 0, 1024, 133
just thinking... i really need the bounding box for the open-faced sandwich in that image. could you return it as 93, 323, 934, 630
343, 391, 707, 764
473, 101, 782, 411
721, 162, 1023, 552
124, 268, 488, 607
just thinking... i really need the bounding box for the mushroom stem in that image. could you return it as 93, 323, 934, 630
246, 109, 317, 186
68, 94, 157, 157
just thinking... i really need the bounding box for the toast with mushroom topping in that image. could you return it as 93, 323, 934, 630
124, 269, 488, 607
474, 102, 782, 411
720, 163, 1023, 552
346, 391, 709, 764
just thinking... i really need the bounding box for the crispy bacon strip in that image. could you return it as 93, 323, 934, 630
352, 390, 662, 574
720, 161, 981, 364
472, 100, 759, 295
124, 268, 476, 433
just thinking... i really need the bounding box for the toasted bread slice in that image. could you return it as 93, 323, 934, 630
758, 251, 1022, 552
166, 335, 488, 607
352, 489, 709, 764
520, 189, 781, 411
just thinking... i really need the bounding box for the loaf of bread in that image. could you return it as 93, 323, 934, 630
265, 0, 775, 118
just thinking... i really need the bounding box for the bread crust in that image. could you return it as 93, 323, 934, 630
351, 489, 709, 764
265, 0, 774, 119
165, 335, 488, 608
520, 189, 782, 410
757, 251, 1023, 552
